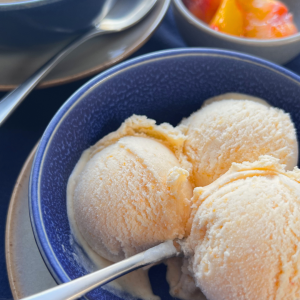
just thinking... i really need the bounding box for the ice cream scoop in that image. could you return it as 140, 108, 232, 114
67, 115, 193, 262
181, 99, 298, 186
183, 156, 300, 300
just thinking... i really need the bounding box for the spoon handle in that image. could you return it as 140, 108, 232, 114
20, 241, 179, 300
0, 28, 104, 127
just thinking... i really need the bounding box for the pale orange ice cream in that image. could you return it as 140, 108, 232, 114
181, 99, 298, 187
182, 156, 300, 300
67, 115, 193, 262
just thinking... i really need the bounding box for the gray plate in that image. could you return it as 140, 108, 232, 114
5, 146, 57, 299
0, 0, 170, 91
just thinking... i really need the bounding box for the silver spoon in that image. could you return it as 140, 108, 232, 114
20, 241, 181, 300
0, 0, 157, 126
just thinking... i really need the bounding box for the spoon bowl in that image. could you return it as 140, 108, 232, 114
98, 0, 158, 31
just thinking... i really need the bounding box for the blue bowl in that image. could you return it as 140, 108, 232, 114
29, 48, 300, 300
0, 0, 106, 49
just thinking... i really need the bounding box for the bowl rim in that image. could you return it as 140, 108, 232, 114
0, 0, 61, 10
29, 48, 300, 287
173, 0, 300, 46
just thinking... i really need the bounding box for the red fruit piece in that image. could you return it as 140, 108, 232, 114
183, 0, 222, 23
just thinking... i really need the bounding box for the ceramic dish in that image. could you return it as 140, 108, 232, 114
172, 0, 300, 64
0, 0, 170, 91
5, 146, 57, 299
29, 48, 300, 300
0, 0, 106, 48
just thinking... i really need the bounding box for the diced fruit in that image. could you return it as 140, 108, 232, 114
237, 0, 286, 16
183, 0, 222, 23
184, 0, 298, 39
239, 0, 298, 38
245, 12, 298, 38
210, 0, 244, 36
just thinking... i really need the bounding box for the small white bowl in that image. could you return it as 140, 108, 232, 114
173, 0, 300, 64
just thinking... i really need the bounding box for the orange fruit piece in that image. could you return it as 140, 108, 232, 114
210, 0, 244, 36
183, 0, 222, 23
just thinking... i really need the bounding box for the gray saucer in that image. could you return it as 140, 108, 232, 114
5, 146, 57, 299
0, 0, 170, 91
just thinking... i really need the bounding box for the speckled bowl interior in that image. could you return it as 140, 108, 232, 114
30, 49, 300, 300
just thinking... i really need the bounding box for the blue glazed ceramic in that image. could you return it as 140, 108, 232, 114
0, 0, 105, 49
30, 48, 300, 300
